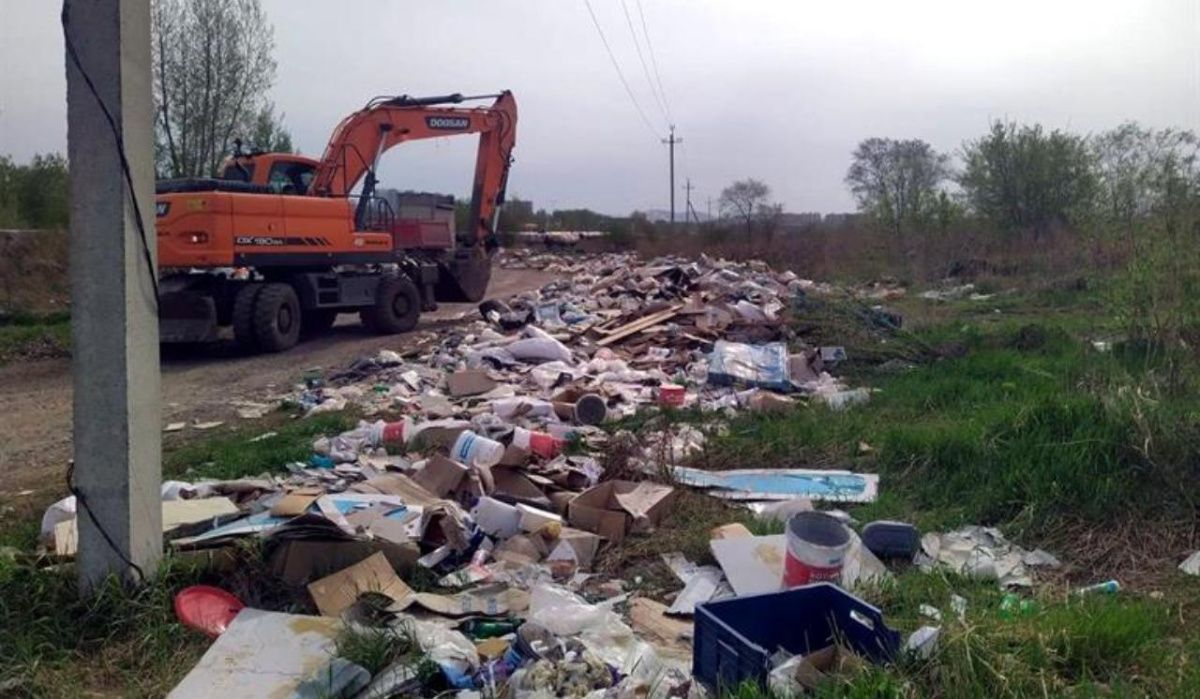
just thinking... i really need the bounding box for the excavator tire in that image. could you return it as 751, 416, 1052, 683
252, 283, 302, 352
231, 283, 262, 351
301, 309, 339, 338
361, 274, 420, 335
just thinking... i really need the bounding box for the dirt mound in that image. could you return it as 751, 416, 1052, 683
0, 229, 69, 314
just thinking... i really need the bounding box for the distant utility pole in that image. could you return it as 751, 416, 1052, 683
684, 178, 698, 226
662, 125, 680, 225
706, 197, 712, 220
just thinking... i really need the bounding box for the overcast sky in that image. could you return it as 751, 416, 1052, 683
2, 0, 1198, 215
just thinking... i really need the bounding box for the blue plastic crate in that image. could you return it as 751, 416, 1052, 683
692, 583, 900, 691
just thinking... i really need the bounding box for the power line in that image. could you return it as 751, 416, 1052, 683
635, 0, 673, 123
582, 0, 661, 140
620, 0, 669, 127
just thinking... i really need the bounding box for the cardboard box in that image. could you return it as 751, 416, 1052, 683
414, 454, 468, 497
567, 480, 676, 543
269, 539, 420, 586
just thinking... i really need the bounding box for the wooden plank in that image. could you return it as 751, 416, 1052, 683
595, 306, 682, 347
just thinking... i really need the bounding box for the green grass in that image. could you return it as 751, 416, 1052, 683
0, 554, 213, 697
335, 622, 437, 681
703, 319, 1200, 537
165, 409, 358, 480
0, 313, 70, 364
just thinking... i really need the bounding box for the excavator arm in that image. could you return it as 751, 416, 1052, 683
309, 91, 517, 249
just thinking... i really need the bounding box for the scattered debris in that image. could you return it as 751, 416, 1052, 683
33, 250, 1077, 696
919, 525, 1061, 588
1180, 551, 1200, 576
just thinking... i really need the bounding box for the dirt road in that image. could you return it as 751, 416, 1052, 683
0, 267, 556, 498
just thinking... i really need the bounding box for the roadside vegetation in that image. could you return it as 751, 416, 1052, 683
0, 310, 70, 364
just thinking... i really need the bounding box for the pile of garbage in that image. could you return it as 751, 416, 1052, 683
295, 252, 870, 425
37, 251, 1078, 696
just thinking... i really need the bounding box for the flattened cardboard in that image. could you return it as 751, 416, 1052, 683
491, 466, 551, 508
414, 455, 468, 497
401, 585, 514, 617
493, 534, 547, 565
568, 480, 676, 543
446, 369, 497, 397
345, 506, 417, 545
270, 487, 323, 517
55, 497, 242, 557
629, 597, 694, 658
350, 473, 439, 507
307, 551, 412, 617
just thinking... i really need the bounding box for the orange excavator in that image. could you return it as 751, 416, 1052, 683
155, 91, 517, 352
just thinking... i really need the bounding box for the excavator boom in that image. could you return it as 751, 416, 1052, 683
310, 91, 517, 247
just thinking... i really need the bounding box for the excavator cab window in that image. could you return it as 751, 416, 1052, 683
267, 161, 316, 195
221, 162, 255, 182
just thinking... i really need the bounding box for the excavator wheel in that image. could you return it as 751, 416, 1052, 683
301, 309, 339, 338
252, 283, 302, 352
231, 283, 262, 351
361, 275, 421, 335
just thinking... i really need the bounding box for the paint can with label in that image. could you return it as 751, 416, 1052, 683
782, 511, 852, 587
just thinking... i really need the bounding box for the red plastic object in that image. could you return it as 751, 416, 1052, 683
658, 384, 686, 407
174, 585, 245, 638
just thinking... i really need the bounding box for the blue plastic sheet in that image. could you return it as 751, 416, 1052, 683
672, 466, 878, 503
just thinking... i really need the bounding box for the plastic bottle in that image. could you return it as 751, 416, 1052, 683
999, 593, 1036, 618
460, 618, 520, 639
451, 430, 505, 467
1075, 580, 1120, 596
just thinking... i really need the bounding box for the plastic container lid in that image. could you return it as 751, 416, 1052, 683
174, 585, 245, 638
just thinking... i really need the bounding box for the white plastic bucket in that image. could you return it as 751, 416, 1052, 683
783, 511, 852, 587
451, 430, 505, 467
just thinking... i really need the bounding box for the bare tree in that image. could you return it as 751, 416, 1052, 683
845, 138, 951, 236
718, 178, 774, 234
152, 0, 288, 178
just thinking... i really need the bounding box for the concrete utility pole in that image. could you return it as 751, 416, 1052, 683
691, 178, 700, 225
64, 0, 162, 591
661, 125, 680, 225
